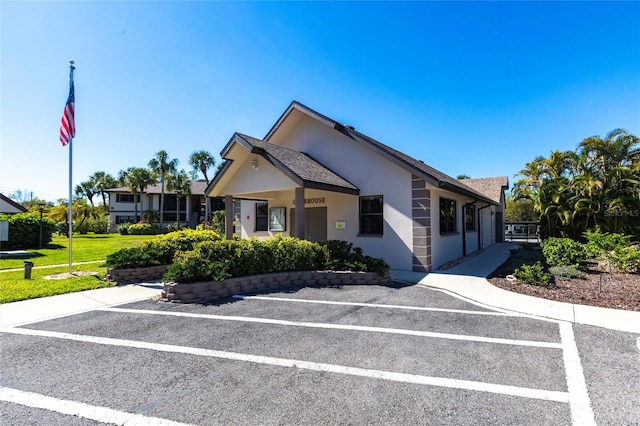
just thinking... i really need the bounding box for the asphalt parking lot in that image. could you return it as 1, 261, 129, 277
1, 283, 638, 425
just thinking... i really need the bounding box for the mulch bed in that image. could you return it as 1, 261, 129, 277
488, 261, 640, 312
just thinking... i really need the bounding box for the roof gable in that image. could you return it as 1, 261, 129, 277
0, 194, 28, 213
261, 101, 500, 204
457, 177, 509, 204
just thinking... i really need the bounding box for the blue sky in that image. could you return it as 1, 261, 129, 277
2, 1, 639, 203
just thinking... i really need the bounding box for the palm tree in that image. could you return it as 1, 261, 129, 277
189, 150, 216, 184
579, 129, 640, 233
166, 169, 192, 227
118, 167, 155, 222
90, 171, 117, 211
74, 180, 96, 207
148, 150, 178, 226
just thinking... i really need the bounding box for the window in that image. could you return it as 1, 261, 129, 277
465, 205, 476, 231
115, 215, 139, 224
440, 198, 457, 234
359, 195, 383, 235
255, 202, 268, 232
269, 207, 286, 232
116, 194, 139, 203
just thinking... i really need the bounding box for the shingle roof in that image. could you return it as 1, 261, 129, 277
260, 101, 501, 205
457, 177, 509, 204
235, 133, 359, 194
337, 125, 499, 204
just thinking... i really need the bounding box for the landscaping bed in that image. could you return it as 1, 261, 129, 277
487, 248, 640, 312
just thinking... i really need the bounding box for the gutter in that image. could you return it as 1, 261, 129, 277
462, 199, 478, 256
477, 203, 492, 250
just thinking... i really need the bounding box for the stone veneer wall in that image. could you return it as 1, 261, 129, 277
411, 175, 432, 272
162, 270, 390, 303
107, 265, 168, 284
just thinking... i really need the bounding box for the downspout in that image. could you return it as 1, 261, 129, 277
477, 203, 492, 250
462, 199, 477, 256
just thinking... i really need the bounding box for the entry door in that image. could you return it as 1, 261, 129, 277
290, 207, 327, 242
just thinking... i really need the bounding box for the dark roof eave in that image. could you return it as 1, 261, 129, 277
302, 181, 359, 195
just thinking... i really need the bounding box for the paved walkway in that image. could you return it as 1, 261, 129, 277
1, 243, 638, 333
392, 243, 640, 334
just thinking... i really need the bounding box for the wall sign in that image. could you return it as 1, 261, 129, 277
292, 197, 326, 205
335, 220, 346, 230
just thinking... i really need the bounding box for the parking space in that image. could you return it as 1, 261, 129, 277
0, 283, 625, 425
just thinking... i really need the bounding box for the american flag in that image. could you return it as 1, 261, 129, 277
59, 80, 75, 146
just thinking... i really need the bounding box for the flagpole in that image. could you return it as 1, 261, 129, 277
68, 61, 75, 274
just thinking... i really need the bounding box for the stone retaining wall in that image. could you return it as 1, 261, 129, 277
107, 265, 168, 284
161, 270, 390, 303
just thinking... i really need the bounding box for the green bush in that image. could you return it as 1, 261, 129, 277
76, 215, 110, 235
0, 213, 57, 249
127, 222, 165, 235
514, 262, 551, 286
163, 237, 389, 283
105, 229, 223, 269
549, 265, 587, 281
541, 237, 587, 267
584, 229, 631, 260
610, 245, 640, 274
117, 223, 131, 235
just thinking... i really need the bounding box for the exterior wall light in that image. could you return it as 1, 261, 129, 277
251, 159, 258, 169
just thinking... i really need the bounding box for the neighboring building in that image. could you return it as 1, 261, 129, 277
105, 180, 215, 230
0, 194, 28, 215
206, 101, 508, 272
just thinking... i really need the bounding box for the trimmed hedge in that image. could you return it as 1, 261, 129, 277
105, 229, 223, 269
163, 236, 389, 283
106, 231, 389, 282
0, 213, 57, 249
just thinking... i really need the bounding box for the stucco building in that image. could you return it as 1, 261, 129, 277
207, 101, 508, 272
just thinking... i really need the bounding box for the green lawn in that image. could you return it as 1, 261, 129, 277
0, 233, 158, 303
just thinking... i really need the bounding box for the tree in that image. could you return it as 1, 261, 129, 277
504, 192, 535, 221
513, 129, 639, 238
188, 150, 216, 184
118, 167, 155, 222
148, 150, 178, 226
90, 171, 117, 210
456, 174, 471, 179
167, 169, 192, 227
75, 180, 96, 207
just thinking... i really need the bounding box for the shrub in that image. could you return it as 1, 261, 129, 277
106, 229, 223, 269
584, 229, 631, 260
610, 245, 640, 274
127, 222, 165, 235
549, 265, 587, 281
541, 237, 587, 268
0, 213, 57, 249
514, 262, 551, 286
117, 223, 132, 235
76, 215, 110, 234
163, 237, 389, 283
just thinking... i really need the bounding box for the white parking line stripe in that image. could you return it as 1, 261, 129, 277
99, 307, 563, 349
232, 294, 518, 316
0, 328, 570, 403
558, 322, 596, 425
0, 386, 195, 426
418, 285, 564, 324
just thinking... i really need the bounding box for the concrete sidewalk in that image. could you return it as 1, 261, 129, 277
392, 243, 640, 334
1, 243, 638, 333
0, 282, 162, 328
